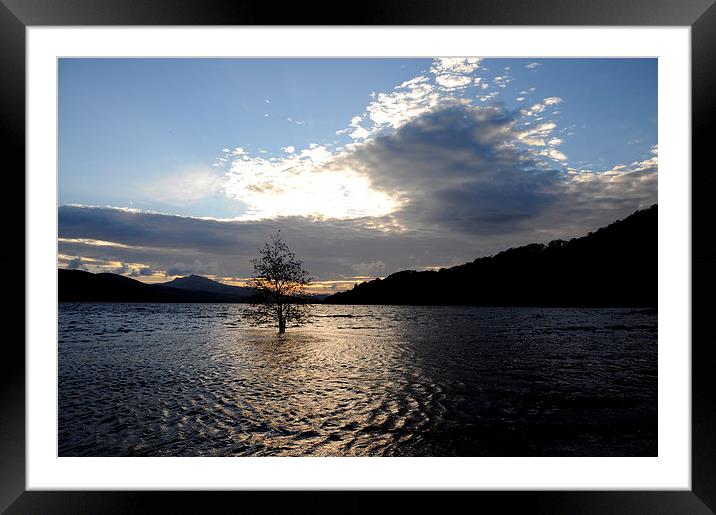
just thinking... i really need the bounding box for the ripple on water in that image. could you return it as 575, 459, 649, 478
58, 303, 657, 457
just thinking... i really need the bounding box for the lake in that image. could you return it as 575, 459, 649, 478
58, 303, 657, 456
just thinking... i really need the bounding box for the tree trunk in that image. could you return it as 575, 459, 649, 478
277, 303, 286, 334
278, 317, 286, 334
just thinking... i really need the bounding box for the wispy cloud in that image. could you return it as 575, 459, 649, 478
142, 168, 226, 206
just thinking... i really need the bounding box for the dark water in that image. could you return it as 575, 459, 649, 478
58, 303, 657, 457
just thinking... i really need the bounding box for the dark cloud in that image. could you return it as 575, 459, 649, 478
66, 256, 86, 270
340, 103, 564, 234
130, 267, 154, 277
112, 263, 130, 275
57, 206, 490, 281
59, 208, 240, 253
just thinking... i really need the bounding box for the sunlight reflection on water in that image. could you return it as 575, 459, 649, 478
59, 303, 657, 456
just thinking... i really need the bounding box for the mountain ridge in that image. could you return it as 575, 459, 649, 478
324, 205, 657, 307
59, 270, 252, 303
158, 274, 252, 298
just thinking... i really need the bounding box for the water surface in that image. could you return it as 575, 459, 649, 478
59, 303, 657, 456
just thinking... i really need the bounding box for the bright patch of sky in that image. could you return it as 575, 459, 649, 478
59, 58, 428, 218
59, 58, 656, 221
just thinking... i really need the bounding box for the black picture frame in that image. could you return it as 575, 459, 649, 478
2, 0, 714, 513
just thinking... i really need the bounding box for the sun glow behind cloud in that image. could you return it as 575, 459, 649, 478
222, 148, 402, 220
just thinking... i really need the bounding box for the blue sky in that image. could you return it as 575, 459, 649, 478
60, 58, 656, 218
60, 59, 429, 217
58, 58, 657, 290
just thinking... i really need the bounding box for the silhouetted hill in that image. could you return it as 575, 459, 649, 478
325, 205, 657, 307
59, 269, 252, 303
158, 274, 252, 298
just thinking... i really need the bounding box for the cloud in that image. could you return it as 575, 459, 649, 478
363, 76, 443, 131
522, 103, 546, 116
539, 148, 568, 161
351, 261, 386, 277
549, 152, 657, 234
282, 146, 295, 153
112, 263, 131, 274
332, 58, 484, 139
337, 115, 371, 139
59, 252, 165, 280
58, 237, 133, 249
493, 75, 512, 88
526, 62, 541, 70
66, 256, 86, 270
431, 58, 481, 89
328, 57, 525, 146
435, 74, 473, 89
515, 121, 558, 146
348, 126, 370, 140
530, 103, 546, 113
142, 168, 226, 206
543, 96, 562, 105
222, 143, 401, 220
337, 103, 566, 234
430, 58, 482, 75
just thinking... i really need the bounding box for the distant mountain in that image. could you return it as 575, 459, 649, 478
59, 270, 252, 303
325, 205, 657, 307
158, 274, 252, 298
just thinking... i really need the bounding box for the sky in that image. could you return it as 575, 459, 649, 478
58, 58, 657, 292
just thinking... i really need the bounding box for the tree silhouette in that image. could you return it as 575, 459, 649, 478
246, 231, 312, 334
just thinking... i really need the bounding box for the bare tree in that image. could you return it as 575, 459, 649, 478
246, 231, 312, 334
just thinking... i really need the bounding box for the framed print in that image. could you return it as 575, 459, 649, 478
3, 0, 715, 512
